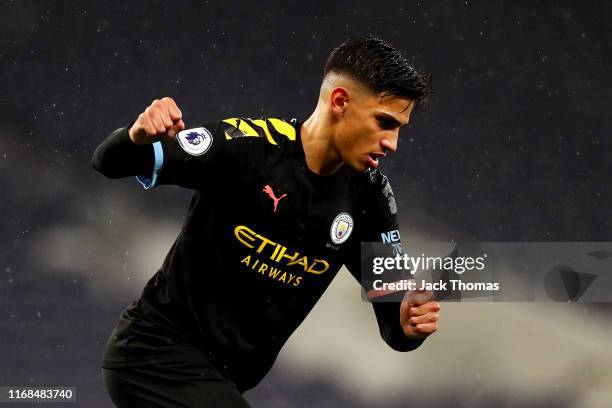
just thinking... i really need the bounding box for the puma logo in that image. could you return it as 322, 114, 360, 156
262, 185, 287, 213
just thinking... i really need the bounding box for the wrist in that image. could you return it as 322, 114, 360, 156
127, 124, 140, 144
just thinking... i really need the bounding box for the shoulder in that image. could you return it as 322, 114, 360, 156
352, 167, 398, 217
212, 116, 299, 147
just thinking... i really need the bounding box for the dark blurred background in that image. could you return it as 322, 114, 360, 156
1, 1, 611, 407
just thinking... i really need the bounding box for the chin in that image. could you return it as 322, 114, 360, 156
346, 159, 368, 173
340, 152, 368, 173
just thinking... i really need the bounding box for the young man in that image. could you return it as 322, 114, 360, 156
93, 36, 439, 407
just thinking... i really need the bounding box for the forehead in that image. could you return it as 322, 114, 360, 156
361, 92, 414, 121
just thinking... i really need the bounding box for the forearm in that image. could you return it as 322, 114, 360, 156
91, 125, 154, 178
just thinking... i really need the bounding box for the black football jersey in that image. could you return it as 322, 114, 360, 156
92, 117, 424, 391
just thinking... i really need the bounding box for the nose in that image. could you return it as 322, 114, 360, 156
380, 137, 397, 153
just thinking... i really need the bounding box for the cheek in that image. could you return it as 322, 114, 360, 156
337, 122, 358, 147
336, 120, 376, 155
335, 130, 361, 162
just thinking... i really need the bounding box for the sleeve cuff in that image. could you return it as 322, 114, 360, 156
136, 141, 164, 189
383, 310, 427, 352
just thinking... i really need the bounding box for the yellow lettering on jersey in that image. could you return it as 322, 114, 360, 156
275, 247, 299, 263
287, 256, 309, 270
251, 119, 278, 145
271, 243, 281, 259
307, 259, 330, 274
255, 234, 276, 254
234, 225, 330, 275
239, 258, 303, 286
268, 118, 296, 140
268, 266, 282, 279
235, 225, 257, 248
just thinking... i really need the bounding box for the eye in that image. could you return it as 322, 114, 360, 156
377, 117, 396, 130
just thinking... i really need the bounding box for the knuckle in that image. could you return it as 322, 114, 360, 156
145, 107, 157, 117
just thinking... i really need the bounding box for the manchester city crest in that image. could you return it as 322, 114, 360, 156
330, 212, 354, 245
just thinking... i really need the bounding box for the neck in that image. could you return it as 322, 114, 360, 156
300, 104, 344, 176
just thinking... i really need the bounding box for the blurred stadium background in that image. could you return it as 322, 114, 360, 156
1, 1, 611, 406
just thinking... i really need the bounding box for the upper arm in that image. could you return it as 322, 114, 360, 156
137, 117, 296, 190
344, 170, 406, 300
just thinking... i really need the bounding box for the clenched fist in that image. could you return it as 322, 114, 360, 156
128, 97, 185, 145
400, 289, 440, 340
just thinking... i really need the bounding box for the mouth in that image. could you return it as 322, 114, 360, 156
366, 152, 386, 169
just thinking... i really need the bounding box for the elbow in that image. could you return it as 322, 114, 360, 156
91, 146, 104, 174
385, 337, 424, 352
380, 325, 425, 352
91, 146, 119, 179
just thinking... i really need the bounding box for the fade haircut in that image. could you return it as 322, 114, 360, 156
324, 35, 431, 111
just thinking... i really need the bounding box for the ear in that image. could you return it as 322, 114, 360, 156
330, 87, 349, 117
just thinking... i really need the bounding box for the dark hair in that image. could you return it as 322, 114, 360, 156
324, 35, 431, 111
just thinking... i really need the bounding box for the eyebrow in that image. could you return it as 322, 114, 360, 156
375, 111, 409, 128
